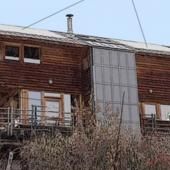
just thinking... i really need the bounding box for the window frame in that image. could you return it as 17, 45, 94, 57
23, 45, 41, 64
160, 104, 170, 121
4, 43, 21, 61
141, 102, 170, 120
21, 90, 64, 125
142, 103, 157, 118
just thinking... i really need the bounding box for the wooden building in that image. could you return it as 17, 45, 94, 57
0, 17, 170, 138
116, 40, 170, 134
0, 24, 90, 138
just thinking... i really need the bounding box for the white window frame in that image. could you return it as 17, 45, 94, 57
5, 45, 20, 61
24, 46, 41, 64
5, 56, 19, 61
160, 105, 170, 121
143, 104, 157, 118
24, 58, 40, 64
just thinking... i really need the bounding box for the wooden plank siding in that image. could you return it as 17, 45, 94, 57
136, 52, 170, 104
0, 37, 89, 95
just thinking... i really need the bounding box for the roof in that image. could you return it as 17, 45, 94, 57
115, 39, 170, 55
0, 24, 83, 45
0, 24, 131, 51
0, 24, 170, 55
74, 34, 130, 51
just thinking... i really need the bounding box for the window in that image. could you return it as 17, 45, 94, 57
45, 99, 61, 124
5, 45, 19, 60
160, 105, 170, 120
28, 91, 41, 122
144, 104, 156, 117
24, 46, 40, 64
21, 91, 72, 125
142, 103, 170, 121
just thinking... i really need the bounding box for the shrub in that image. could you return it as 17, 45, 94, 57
20, 112, 170, 170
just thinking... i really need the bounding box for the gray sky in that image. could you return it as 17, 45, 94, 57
0, 0, 169, 45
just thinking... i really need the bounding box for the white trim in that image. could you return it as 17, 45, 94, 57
5, 56, 19, 61
24, 58, 40, 64
44, 93, 61, 98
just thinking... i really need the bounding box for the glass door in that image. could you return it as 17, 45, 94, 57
45, 99, 61, 125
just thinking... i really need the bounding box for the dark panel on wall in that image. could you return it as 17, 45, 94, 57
81, 48, 91, 106
136, 53, 170, 104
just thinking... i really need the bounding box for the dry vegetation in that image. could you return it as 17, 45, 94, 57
1, 110, 170, 170
21, 112, 170, 170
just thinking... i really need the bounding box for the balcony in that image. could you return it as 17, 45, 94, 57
0, 106, 74, 145
141, 114, 170, 135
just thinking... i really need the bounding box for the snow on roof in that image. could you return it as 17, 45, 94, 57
0, 24, 170, 54
75, 34, 129, 51
0, 24, 65, 39
115, 39, 170, 54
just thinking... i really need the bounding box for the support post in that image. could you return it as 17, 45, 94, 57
7, 107, 10, 136
6, 152, 13, 170
10, 107, 14, 136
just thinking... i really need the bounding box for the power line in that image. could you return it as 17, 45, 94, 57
131, 0, 148, 47
23, 0, 85, 30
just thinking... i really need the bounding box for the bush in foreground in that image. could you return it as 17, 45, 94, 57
20, 113, 170, 170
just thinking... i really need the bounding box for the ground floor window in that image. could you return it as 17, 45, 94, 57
21, 90, 71, 125
142, 103, 170, 121
160, 105, 170, 120
143, 104, 156, 117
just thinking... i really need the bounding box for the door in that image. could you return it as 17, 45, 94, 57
45, 99, 62, 125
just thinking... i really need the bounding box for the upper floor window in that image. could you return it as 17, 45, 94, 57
24, 46, 40, 64
5, 45, 19, 61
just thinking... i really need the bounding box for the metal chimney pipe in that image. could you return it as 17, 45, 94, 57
66, 14, 74, 34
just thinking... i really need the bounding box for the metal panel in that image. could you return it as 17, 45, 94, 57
112, 68, 119, 85
119, 52, 127, 68
121, 86, 129, 104
129, 87, 138, 104
127, 53, 136, 68
104, 85, 112, 102
96, 84, 104, 101
112, 86, 121, 103
92, 47, 140, 132
110, 51, 119, 66
128, 69, 137, 86
93, 48, 102, 65
102, 50, 110, 65
120, 69, 128, 85
95, 67, 102, 83
103, 67, 111, 84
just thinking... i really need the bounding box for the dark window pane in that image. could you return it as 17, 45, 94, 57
5, 46, 19, 58
24, 46, 40, 60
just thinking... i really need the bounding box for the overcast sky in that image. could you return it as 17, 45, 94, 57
0, 0, 169, 45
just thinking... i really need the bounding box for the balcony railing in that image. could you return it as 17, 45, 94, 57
0, 106, 74, 137
141, 114, 170, 135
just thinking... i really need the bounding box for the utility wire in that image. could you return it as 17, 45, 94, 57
131, 0, 148, 47
23, 0, 85, 30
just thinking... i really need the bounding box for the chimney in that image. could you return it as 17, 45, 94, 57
66, 14, 74, 34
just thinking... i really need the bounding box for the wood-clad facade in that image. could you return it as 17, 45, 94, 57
0, 36, 89, 95
136, 52, 170, 133
0, 35, 91, 133
136, 52, 170, 104
1, 25, 170, 135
